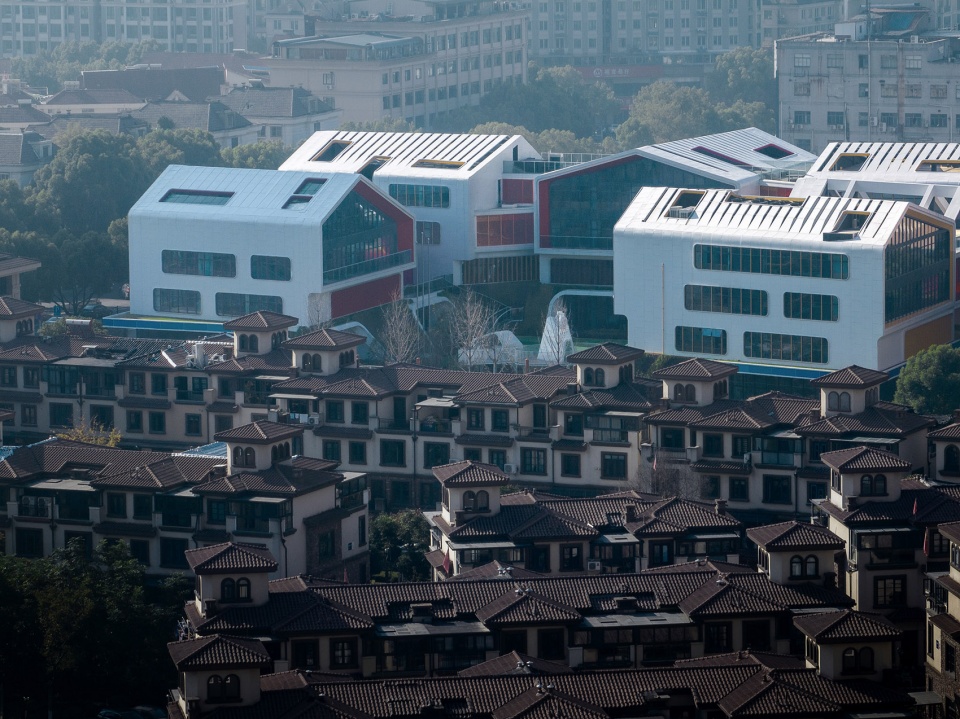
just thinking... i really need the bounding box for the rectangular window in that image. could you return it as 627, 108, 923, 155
783, 293, 839, 321
423, 442, 450, 468
684, 285, 767, 316
826, 111, 845, 126
129, 372, 145, 394
762, 475, 791, 504
215, 293, 282, 317
160, 190, 232, 205
160, 537, 189, 568
106, 493, 126, 518
701, 475, 721, 500
388, 184, 450, 208
185, 414, 202, 436
703, 434, 724, 457
326, 400, 344, 423
743, 332, 829, 364
23, 368, 39, 389
351, 401, 368, 425
127, 411, 143, 433
794, 111, 811, 125
488, 450, 506, 470
874, 575, 906, 607
807, 481, 827, 504
675, 326, 727, 355
90, 405, 114, 429
561, 453, 581, 477
153, 288, 200, 314
730, 477, 749, 502
521, 448, 547, 474
129, 539, 150, 565
601, 453, 627, 479
704, 622, 733, 653
349, 441, 367, 464
331, 639, 358, 668
381, 440, 406, 467
0, 367, 16, 388
21, 404, 36, 427
467, 408, 485, 431
695, 244, 848, 279
323, 440, 342, 462
133, 494, 152, 520
416, 221, 441, 245
149, 412, 166, 434
491, 409, 509, 432
16, 528, 43, 558
207, 499, 226, 524
162, 250, 235, 277
250, 255, 291, 281
152, 374, 167, 396
49, 403, 72, 428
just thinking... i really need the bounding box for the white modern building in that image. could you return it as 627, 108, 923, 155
126, 165, 416, 333
792, 141, 960, 224
613, 187, 955, 377
280, 130, 543, 285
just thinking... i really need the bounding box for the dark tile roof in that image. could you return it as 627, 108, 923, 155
938, 520, 960, 545
796, 404, 933, 438
223, 311, 299, 330
929, 422, 960, 440
475, 590, 582, 625
28, 113, 150, 141
433, 461, 510, 487
0, 133, 43, 166
206, 348, 294, 375
565, 343, 644, 365
746, 521, 844, 551
643, 399, 742, 426
284, 328, 365, 350
689, 393, 818, 431
652, 359, 737, 381
457, 651, 571, 677
82, 66, 226, 102
217, 86, 334, 118
817, 481, 960, 526
43, 88, 143, 106
167, 634, 272, 669
214, 419, 304, 444
0, 105, 52, 124
449, 561, 546, 581
132, 99, 252, 132
548, 382, 652, 411
185, 542, 279, 573
793, 609, 900, 643
820, 445, 912, 473
193, 463, 341, 497
690, 459, 751, 475
457, 375, 573, 405
810, 365, 888, 388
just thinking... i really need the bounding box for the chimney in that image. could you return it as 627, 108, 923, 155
715, 499, 727, 515
566, 382, 578, 395
524, 358, 530, 373
810, 408, 820, 421
625, 504, 638, 522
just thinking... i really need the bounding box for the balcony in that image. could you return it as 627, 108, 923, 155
377, 417, 410, 433
759, 451, 800, 466
18, 498, 49, 518
418, 418, 452, 434
591, 429, 629, 444
517, 425, 553, 441
175, 390, 205, 402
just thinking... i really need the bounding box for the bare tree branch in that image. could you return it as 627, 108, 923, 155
380, 291, 420, 364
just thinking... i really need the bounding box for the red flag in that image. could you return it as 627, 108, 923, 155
913, 498, 919, 515
442, 550, 452, 574
924, 528, 930, 557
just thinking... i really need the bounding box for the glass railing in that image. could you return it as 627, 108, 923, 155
323, 250, 412, 284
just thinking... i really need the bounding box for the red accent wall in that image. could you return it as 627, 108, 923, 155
332, 274, 401, 317
502, 178, 533, 204
538, 154, 643, 249
757, 184, 793, 197
477, 213, 534, 247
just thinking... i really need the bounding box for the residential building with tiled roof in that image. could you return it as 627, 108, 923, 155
215, 86, 342, 148
748, 520, 845, 586
0, 131, 53, 186
40, 87, 146, 116
176, 541, 855, 683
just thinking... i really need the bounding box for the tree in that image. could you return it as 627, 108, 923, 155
625, 82, 723, 144
57, 418, 122, 447
221, 140, 290, 169
369, 510, 431, 581
380, 291, 421, 364
135, 128, 224, 177
450, 288, 497, 371
894, 344, 960, 414
28, 129, 149, 235
340, 117, 420, 133
46, 231, 126, 315
706, 47, 778, 109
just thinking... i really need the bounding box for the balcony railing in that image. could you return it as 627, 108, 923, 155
517, 425, 552, 440
378, 417, 410, 432
176, 390, 205, 402
760, 451, 800, 466
323, 250, 412, 284
418, 418, 452, 434
19, 499, 49, 518
655, 447, 689, 462
592, 429, 629, 443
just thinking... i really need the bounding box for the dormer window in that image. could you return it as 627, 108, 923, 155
860, 474, 887, 496
674, 384, 696, 402
207, 674, 241, 702
827, 391, 851, 412
302, 353, 322, 371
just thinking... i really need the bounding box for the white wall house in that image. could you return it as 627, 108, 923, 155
128, 165, 416, 331
613, 187, 956, 375
280, 130, 542, 285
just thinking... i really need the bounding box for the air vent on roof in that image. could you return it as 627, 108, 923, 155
664, 190, 704, 219
667, 206, 696, 219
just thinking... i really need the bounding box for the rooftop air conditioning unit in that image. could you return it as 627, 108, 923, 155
503, 463, 519, 474
587, 560, 602, 571
667, 206, 695, 219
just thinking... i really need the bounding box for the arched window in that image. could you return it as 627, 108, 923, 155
476, 490, 489, 510
233, 446, 244, 467
946, 445, 960, 472
620, 365, 633, 383
805, 555, 818, 577
584, 368, 594, 386
223, 674, 240, 700
859, 646, 874, 670
838, 392, 851, 412
244, 447, 256, 467
207, 675, 223, 701
221, 578, 236, 600
302, 354, 313, 370
463, 491, 476, 511
248, 335, 259, 353
874, 474, 887, 495
685, 384, 696, 402
283, 442, 291, 459
271, 446, 278, 462
313, 354, 322, 371
239, 334, 248, 351
828, 391, 839, 411
860, 475, 873, 496
237, 578, 251, 600
790, 555, 803, 578
272, 332, 281, 349
674, 383, 684, 401
595, 369, 605, 386
842, 647, 857, 672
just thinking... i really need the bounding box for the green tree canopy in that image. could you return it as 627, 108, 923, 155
894, 344, 960, 415
221, 139, 290, 169
705, 46, 778, 108
369, 510, 431, 581
135, 128, 224, 177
